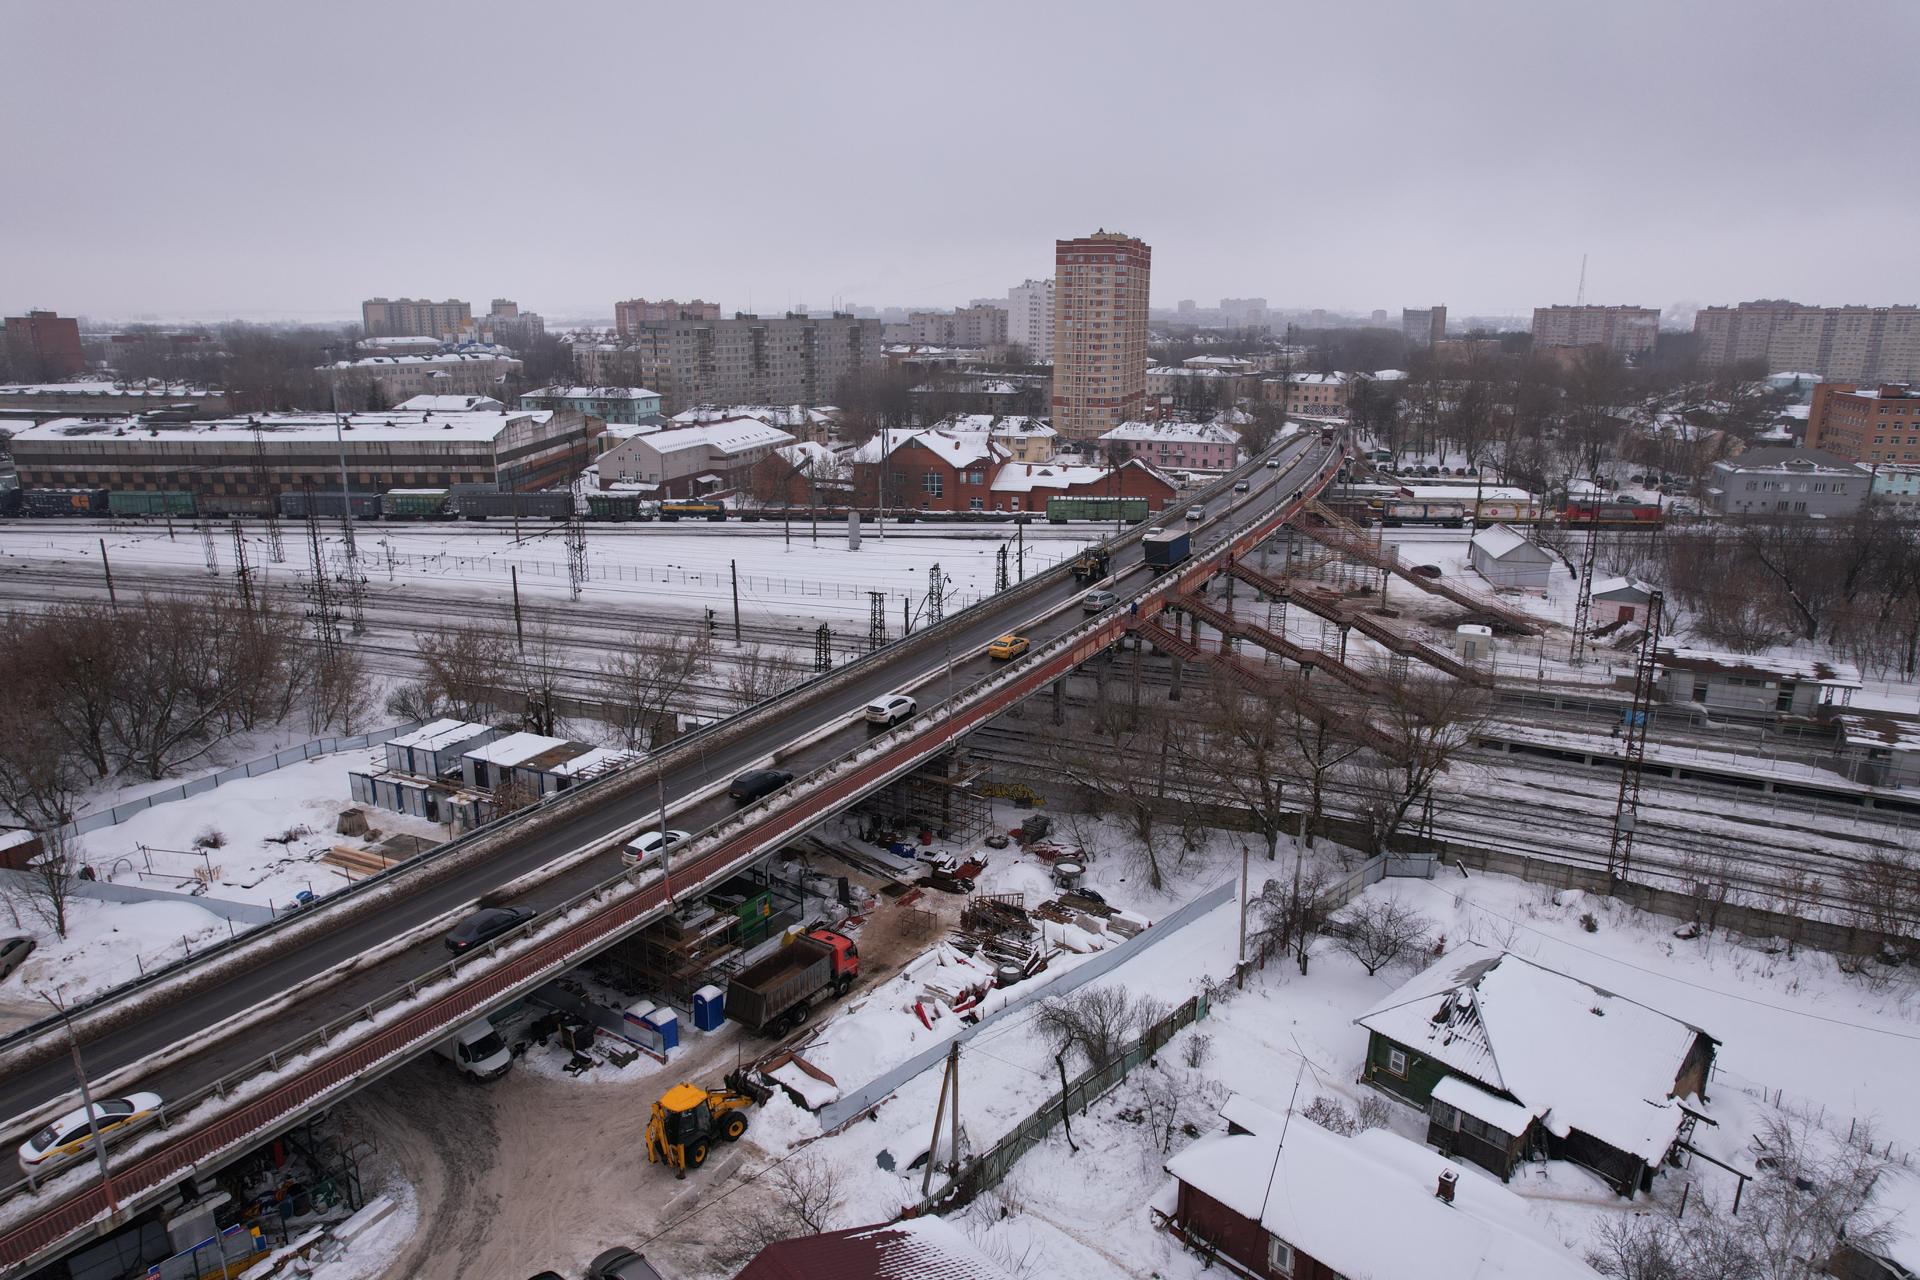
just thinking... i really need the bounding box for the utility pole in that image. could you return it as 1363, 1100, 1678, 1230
1607, 589, 1664, 882
98, 538, 117, 609
230, 519, 254, 614
1237, 841, 1250, 986
39, 991, 119, 1212
510, 565, 526, 652
730, 558, 742, 642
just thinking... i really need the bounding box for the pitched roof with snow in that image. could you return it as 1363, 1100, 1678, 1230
1469, 523, 1548, 562
1356, 945, 1713, 1164
671, 404, 835, 427
1591, 576, 1651, 601
849, 428, 1005, 469
1166, 1095, 1597, 1280
393, 394, 505, 412
521, 385, 661, 401
1099, 420, 1242, 446
736, 1216, 1016, 1280
633, 419, 795, 457
935, 413, 1055, 437
1656, 645, 1862, 688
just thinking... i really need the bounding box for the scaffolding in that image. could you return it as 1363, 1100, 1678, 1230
861, 748, 992, 846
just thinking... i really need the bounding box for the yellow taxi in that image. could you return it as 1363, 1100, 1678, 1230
987, 634, 1030, 661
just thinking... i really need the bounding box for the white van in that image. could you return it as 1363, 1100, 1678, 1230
434, 1019, 512, 1081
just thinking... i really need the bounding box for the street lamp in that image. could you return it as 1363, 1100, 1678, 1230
37, 989, 120, 1212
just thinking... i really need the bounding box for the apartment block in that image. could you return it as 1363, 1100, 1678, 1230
324, 352, 522, 404
1694, 301, 1920, 381
575, 313, 880, 411
906, 306, 1009, 348
3, 310, 85, 378
1007, 279, 1054, 361
613, 298, 721, 337
361, 297, 474, 340
1530, 305, 1660, 356
1806, 382, 1920, 465
1053, 231, 1151, 440
1402, 306, 1446, 349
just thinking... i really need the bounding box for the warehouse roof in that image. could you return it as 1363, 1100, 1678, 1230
324, 352, 520, 369
1100, 421, 1241, 446
0, 380, 219, 398
522, 385, 661, 401
394, 394, 505, 412
632, 420, 795, 457
388, 719, 496, 752
1656, 645, 1862, 688
10, 408, 554, 445
1469, 524, 1548, 562
736, 1217, 1016, 1280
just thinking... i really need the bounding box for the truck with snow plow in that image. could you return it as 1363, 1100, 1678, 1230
725, 928, 860, 1035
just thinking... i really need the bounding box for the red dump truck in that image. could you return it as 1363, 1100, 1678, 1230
726, 928, 860, 1035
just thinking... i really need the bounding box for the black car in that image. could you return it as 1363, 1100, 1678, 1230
446, 906, 535, 953
729, 768, 795, 803
588, 1248, 667, 1280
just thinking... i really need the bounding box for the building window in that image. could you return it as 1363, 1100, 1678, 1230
969, 498, 983, 511
1267, 1236, 1295, 1276
922, 472, 943, 498
1387, 1048, 1408, 1076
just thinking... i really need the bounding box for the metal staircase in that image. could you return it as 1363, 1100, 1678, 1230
1300, 501, 1543, 634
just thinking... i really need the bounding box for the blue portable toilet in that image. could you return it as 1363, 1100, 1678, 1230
691, 985, 725, 1033
643, 1007, 681, 1051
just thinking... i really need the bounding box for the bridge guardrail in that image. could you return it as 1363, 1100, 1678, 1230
0, 443, 1340, 1270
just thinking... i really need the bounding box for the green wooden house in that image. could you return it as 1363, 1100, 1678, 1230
1355, 943, 1718, 1197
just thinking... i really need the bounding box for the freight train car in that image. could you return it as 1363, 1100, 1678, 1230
455, 490, 573, 521
22, 487, 108, 516
278, 490, 383, 521
197, 492, 277, 518
384, 489, 451, 520
658, 500, 727, 522
108, 490, 197, 518
1381, 500, 1465, 528
1045, 496, 1149, 524
586, 493, 650, 522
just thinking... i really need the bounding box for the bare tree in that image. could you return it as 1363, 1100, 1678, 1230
711, 1155, 844, 1271
416, 621, 517, 723
600, 634, 713, 750
1250, 864, 1336, 975
1333, 898, 1434, 976
1350, 668, 1489, 854
1036, 986, 1163, 1071
726, 644, 809, 711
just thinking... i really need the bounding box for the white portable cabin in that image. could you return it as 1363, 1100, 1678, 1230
384, 719, 502, 778
1468, 523, 1552, 592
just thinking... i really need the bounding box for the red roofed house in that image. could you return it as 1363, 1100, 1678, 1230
989, 457, 1178, 513
850, 429, 1008, 511
733, 1216, 1015, 1280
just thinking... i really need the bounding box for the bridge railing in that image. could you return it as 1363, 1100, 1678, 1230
0, 444, 1343, 1270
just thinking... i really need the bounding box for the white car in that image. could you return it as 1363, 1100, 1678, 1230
622, 828, 690, 867
19, 1092, 162, 1174
1185, 506, 1205, 521
863, 694, 917, 726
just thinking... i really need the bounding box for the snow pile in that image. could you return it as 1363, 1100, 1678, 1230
747, 1088, 822, 1157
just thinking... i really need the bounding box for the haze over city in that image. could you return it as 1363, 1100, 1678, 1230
5, 0, 1919, 320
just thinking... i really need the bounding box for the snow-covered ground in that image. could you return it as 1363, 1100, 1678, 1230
0, 522, 1101, 628
663, 851, 1920, 1280
0, 747, 444, 1014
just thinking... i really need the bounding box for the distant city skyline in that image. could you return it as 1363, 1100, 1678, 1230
4, 1, 1916, 321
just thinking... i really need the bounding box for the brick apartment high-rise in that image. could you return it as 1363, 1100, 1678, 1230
1053, 231, 1151, 439
4, 310, 85, 378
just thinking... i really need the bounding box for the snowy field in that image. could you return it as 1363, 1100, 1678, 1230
639, 843, 1920, 1280
0, 521, 1102, 628
0, 747, 443, 1014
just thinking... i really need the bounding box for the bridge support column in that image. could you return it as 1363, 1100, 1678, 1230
1169, 653, 1184, 703
1131, 637, 1144, 727
1052, 677, 1065, 726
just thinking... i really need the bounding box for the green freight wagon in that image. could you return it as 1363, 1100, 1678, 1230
586, 493, 644, 522
1046, 496, 1149, 524
384, 488, 450, 519
108, 490, 197, 518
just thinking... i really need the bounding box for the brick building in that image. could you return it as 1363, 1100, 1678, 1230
596, 418, 793, 498
989, 457, 1176, 513
613, 298, 721, 337
1099, 420, 1241, 473
9, 406, 594, 499
3, 311, 85, 378
849, 428, 1006, 511
1053, 231, 1151, 439
1806, 381, 1920, 464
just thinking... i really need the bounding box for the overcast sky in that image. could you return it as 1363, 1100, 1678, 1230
4, 0, 1916, 325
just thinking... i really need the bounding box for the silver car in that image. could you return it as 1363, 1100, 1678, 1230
1083, 589, 1118, 613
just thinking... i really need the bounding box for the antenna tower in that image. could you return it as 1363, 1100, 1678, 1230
564, 508, 588, 601
251, 421, 284, 562
230, 518, 254, 614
